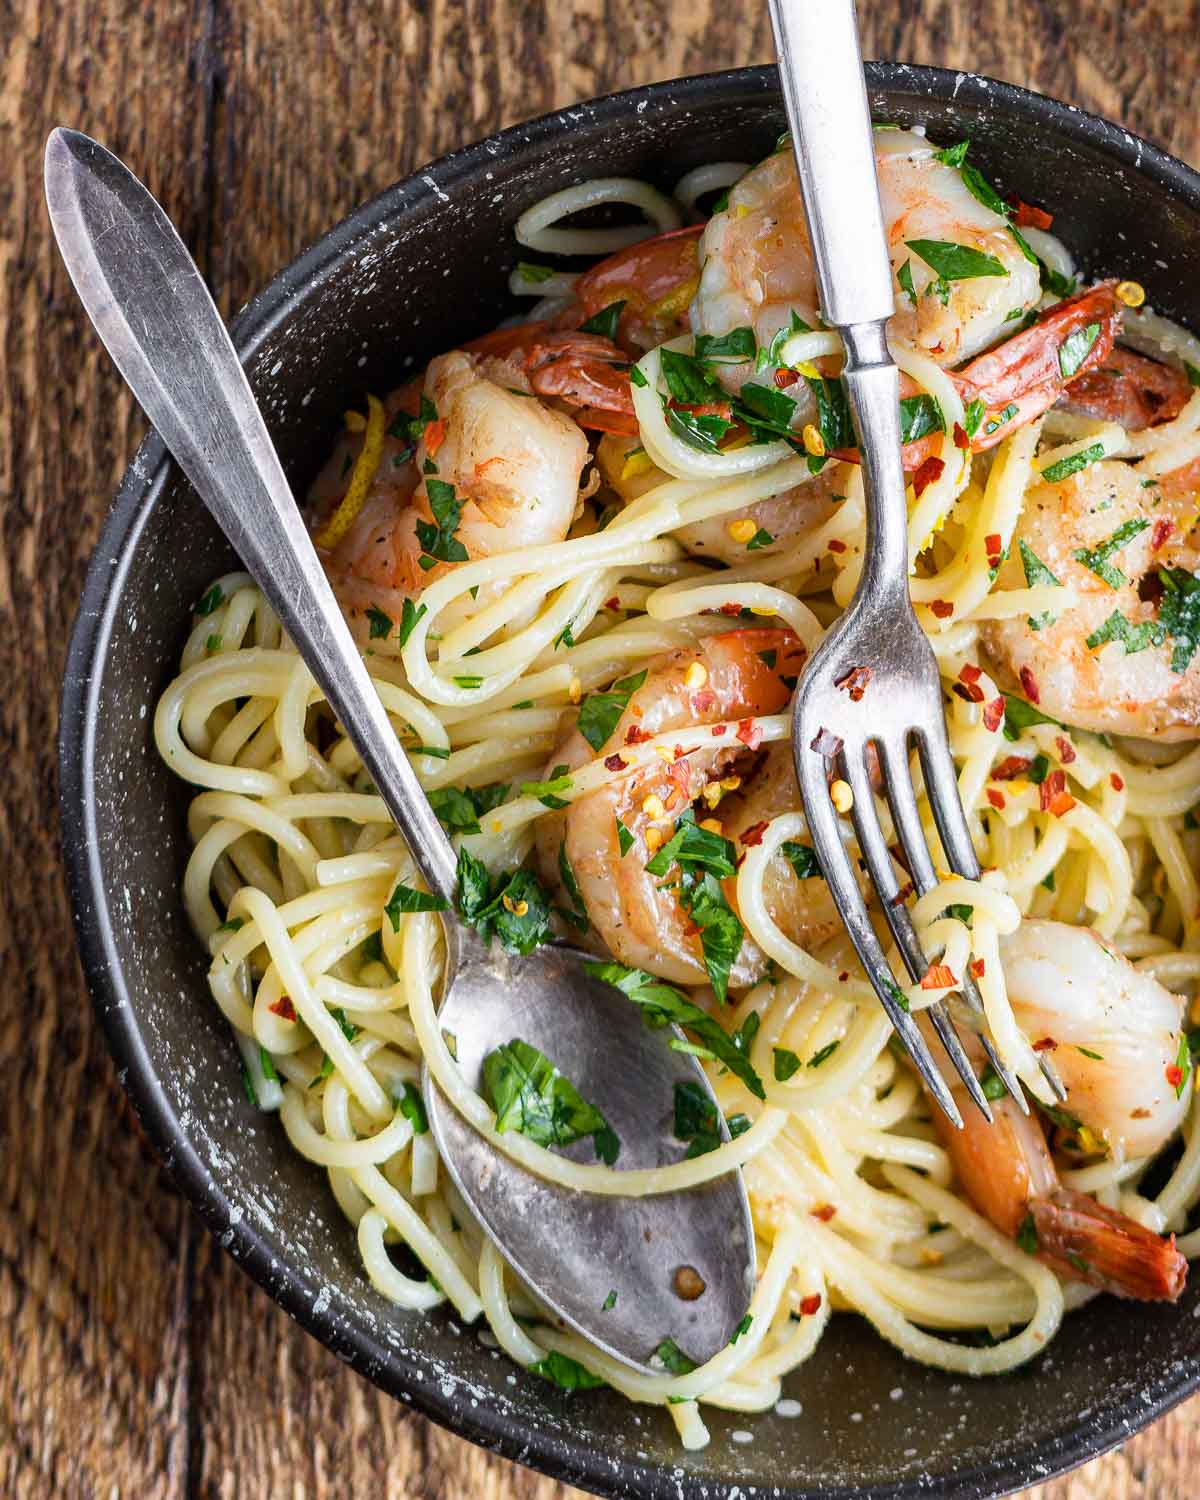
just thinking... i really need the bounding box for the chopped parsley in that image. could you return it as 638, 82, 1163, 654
1072, 517, 1148, 587
484, 1037, 618, 1164
1085, 610, 1164, 655
1157, 567, 1200, 673
365, 603, 393, 640
808, 1040, 840, 1068
556, 842, 589, 933
579, 300, 626, 340
196, 583, 224, 615
730, 1314, 753, 1344
602, 1289, 618, 1311
672, 1079, 749, 1157
384, 880, 449, 928
755, 309, 812, 372
576, 670, 648, 751
585, 960, 765, 1099
905, 238, 1008, 305
1016, 1213, 1039, 1255
654, 1338, 697, 1375
694, 326, 757, 362
615, 818, 635, 857
428, 782, 509, 836
1018, 540, 1061, 590
645, 808, 737, 880
979, 1064, 1008, 1101
396, 597, 428, 647
416, 478, 469, 570
1057, 322, 1100, 380
899, 393, 946, 446
1041, 442, 1106, 484
516, 261, 555, 283
1002, 693, 1060, 740
746, 526, 774, 550
897, 258, 917, 309
962, 398, 986, 439
984, 402, 1018, 436
779, 840, 823, 880
396, 1081, 429, 1134
529, 1350, 607, 1391
773, 1047, 802, 1082
455, 848, 553, 954
520, 765, 574, 810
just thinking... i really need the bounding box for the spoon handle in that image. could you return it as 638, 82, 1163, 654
44, 127, 460, 906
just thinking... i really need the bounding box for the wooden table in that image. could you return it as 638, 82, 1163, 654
4, 1, 1199, 1494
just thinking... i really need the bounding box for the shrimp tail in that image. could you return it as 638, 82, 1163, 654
1031, 1189, 1188, 1303
522, 331, 639, 433
571, 225, 703, 352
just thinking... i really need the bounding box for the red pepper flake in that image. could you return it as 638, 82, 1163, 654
811, 1204, 837, 1222
1167, 1064, 1185, 1090
774, 366, 797, 388
690, 689, 717, 714
665, 760, 692, 804
1110, 772, 1125, 792
810, 727, 844, 758
799, 1293, 823, 1316
720, 602, 743, 616
1010, 197, 1054, 230
921, 963, 957, 990
1033, 1037, 1059, 1053
952, 422, 969, 450
423, 418, 448, 457
828, 538, 848, 554
624, 724, 652, 745
912, 455, 945, 498
604, 596, 621, 611
834, 665, 873, 702
953, 678, 986, 705
1054, 735, 1077, 765
987, 787, 1006, 810
969, 958, 986, 979
740, 821, 769, 847
838, 970, 850, 983
993, 755, 1032, 780
982, 696, 1005, 733
1019, 666, 1041, 704
891, 881, 915, 906
735, 718, 763, 750
604, 753, 627, 771
1039, 768, 1076, 817
1151, 518, 1175, 552
960, 663, 982, 686
930, 599, 955, 619
711, 724, 728, 737
269, 995, 298, 1022
985, 532, 1003, 567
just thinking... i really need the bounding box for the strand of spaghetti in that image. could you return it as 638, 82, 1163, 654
358, 1209, 446, 1311
514, 177, 682, 255
673, 161, 749, 217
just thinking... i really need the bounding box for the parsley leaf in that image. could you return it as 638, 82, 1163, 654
672, 1080, 746, 1157
484, 1037, 618, 1164
655, 1338, 697, 1375
645, 808, 737, 879
365, 603, 393, 640
1002, 693, 1060, 739
615, 818, 634, 857
577, 669, 648, 751
428, 782, 510, 836
1158, 567, 1200, 673
1085, 610, 1165, 655
1018, 540, 1061, 589
933, 139, 970, 167
579, 301, 625, 340
529, 1350, 607, 1391
1041, 442, 1106, 484
905, 238, 1008, 282
516, 261, 555, 283
962, 398, 986, 439
416, 478, 469, 569
780, 841, 823, 880
384, 881, 449, 928
1057, 322, 1101, 380
556, 842, 589, 933
584, 961, 766, 1099
1072, 517, 1148, 587
396, 597, 428, 647
455, 850, 553, 954
773, 1047, 802, 1081
396, 1081, 429, 1134
1016, 1212, 1039, 1254
899, 394, 945, 445
678, 870, 744, 1004
695, 327, 757, 362
520, 765, 574, 810
897, 258, 917, 309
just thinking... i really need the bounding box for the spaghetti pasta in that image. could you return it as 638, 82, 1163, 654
155, 138, 1200, 1450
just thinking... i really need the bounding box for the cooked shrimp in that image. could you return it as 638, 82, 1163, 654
594, 432, 848, 562
314, 347, 588, 630
931, 918, 1190, 1302
936, 1093, 1187, 1301
571, 225, 703, 353
981, 458, 1200, 740
690, 132, 1041, 367
1064, 346, 1195, 431
534, 629, 811, 987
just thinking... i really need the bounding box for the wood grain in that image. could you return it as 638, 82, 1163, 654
2, 0, 1199, 1496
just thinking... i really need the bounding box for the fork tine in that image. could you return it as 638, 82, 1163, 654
841, 746, 994, 1121
912, 723, 1066, 1103
795, 741, 963, 1128
876, 733, 1030, 1113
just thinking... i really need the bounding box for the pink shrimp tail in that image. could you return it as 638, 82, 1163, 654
1032, 1189, 1188, 1303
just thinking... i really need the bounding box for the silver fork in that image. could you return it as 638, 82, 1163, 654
767, 0, 1065, 1125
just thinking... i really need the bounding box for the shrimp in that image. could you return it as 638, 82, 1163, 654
690, 132, 1041, 368
534, 629, 819, 988
930, 919, 1189, 1302
571, 225, 704, 353
314, 346, 588, 631
594, 431, 848, 562
1064, 346, 1195, 431
980, 457, 1200, 740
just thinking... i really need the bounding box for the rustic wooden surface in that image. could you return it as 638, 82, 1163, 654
3, 0, 1200, 1495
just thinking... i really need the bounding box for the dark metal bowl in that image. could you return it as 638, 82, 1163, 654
59, 63, 1200, 1500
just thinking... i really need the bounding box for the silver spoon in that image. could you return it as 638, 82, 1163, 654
44, 127, 754, 1372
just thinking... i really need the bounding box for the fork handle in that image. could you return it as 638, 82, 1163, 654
767, 0, 911, 591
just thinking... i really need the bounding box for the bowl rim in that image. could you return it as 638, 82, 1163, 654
59, 60, 1200, 1500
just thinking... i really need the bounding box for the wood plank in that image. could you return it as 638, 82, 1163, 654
2, 0, 1198, 1495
